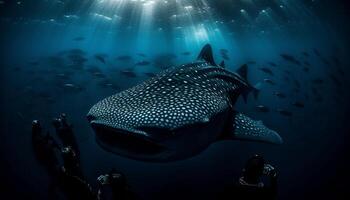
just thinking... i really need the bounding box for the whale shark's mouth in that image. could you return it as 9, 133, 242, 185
90, 122, 166, 156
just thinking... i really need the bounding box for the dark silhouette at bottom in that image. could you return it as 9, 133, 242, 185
31, 114, 136, 200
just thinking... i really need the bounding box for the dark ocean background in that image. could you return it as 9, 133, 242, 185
0, 0, 349, 199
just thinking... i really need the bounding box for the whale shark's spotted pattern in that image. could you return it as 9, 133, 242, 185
89, 61, 245, 133
87, 44, 283, 161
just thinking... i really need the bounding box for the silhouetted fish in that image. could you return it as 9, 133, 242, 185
220, 48, 229, 54
73, 36, 85, 41
268, 62, 277, 67
280, 54, 301, 65
294, 79, 301, 88
62, 83, 84, 93
137, 53, 147, 57
68, 54, 88, 65
329, 74, 342, 87
264, 79, 275, 85
312, 79, 324, 84
283, 70, 291, 75
304, 61, 311, 67
302, 51, 310, 57
95, 54, 106, 64
256, 105, 270, 113
313, 48, 321, 57
291, 101, 304, 108
314, 96, 323, 102
55, 73, 71, 80
117, 55, 133, 62
273, 92, 286, 98
136, 61, 151, 66
69, 48, 86, 55
86, 66, 102, 74
277, 109, 293, 117
120, 69, 136, 78
259, 67, 274, 76
92, 72, 106, 78
28, 61, 39, 66
247, 61, 257, 65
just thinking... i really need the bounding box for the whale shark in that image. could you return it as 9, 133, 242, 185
87, 44, 283, 161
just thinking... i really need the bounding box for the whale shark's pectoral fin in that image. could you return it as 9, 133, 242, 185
223, 112, 283, 144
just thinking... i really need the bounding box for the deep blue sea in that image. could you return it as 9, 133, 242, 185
0, 0, 348, 199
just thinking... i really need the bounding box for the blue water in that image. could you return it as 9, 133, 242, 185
0, 0, 348, 199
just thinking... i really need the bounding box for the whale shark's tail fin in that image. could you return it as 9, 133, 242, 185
236, 64, 261, 103
221, 112, 283, 144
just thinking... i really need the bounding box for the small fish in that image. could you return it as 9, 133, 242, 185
256, 105, 270, 113
264, 79, 275, 85
313, 48, 321, 57
247, 61, 257, 65
68, 54, 88, 65
311, 87, 319, 96
117, 55, 132, 61
259, 67, 274, 76
268, 62, 277, 67
136, 61, 151, 66
92, 72, 106, 78
12, 66, 21, 71
55, 73, 70, 80
17, 112, 24, 120
291, 101, 304, 108
302, 51, 310, 57
63, 83, 84, 92
69, 48, 86, 55
97, 80, 112, 88
312, 79, 324, 84
28, 61, 39, 66
321, 57, 331, 66
120, 70, 136, 78
220, 48, 229, 54
277, 109, 293, 117
86, 66, 102, 74
63, 83, 75, 88
137, 53, 147, 57
303, 61, 311, 67
314, 96, 323, 102
73, 36, 85, 41
273, 92, 287, 98
329, 74, 342, 87
283, 70, 291, 75
95, 55, 106, 64
283, 76, 290, 82
280, 54, 301, 66
294, 79, 301, 88
292, 88, 300, 94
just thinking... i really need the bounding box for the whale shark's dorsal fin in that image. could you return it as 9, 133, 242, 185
197, 44, 216, 66
236, 64, 248, 80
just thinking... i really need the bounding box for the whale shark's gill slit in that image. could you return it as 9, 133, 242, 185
92, 124, 166, 155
